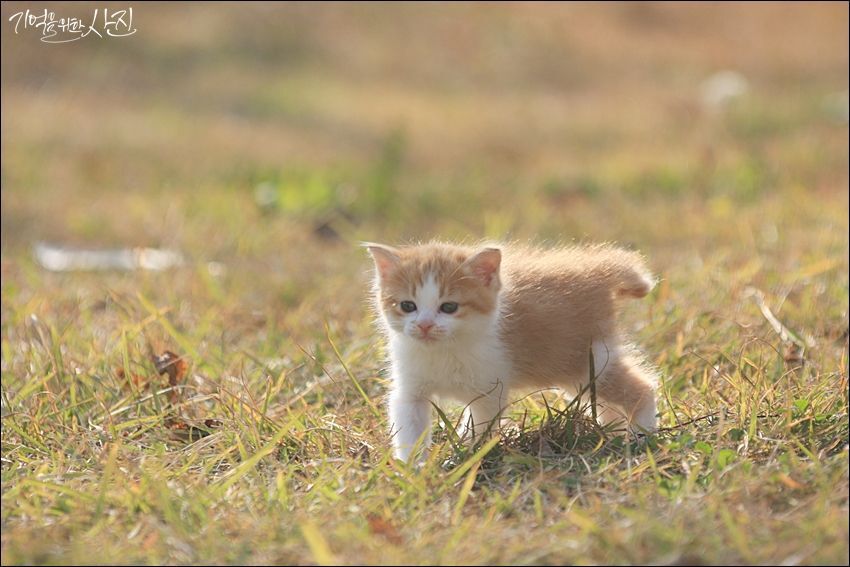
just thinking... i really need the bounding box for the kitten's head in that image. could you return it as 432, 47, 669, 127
366, 242, 502, 344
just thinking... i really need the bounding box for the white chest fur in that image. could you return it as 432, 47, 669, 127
388, 326, 511, 403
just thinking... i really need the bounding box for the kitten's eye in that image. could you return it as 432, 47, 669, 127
399, 301, 417, 313
440, 302, 459, 314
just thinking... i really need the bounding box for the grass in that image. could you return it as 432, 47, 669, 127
2, 3, 848, 565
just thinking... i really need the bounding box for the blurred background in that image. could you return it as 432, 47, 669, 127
2, 4, 849, 564
1, 1, 848, 343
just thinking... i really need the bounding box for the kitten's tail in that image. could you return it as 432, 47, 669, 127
601, 247, 656, 299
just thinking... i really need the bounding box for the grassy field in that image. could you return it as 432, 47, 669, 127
2, 3, 848, 565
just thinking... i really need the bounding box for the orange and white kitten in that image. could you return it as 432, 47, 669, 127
366, 241, 660, 462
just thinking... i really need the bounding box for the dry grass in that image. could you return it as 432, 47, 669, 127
2, 2, 848, 565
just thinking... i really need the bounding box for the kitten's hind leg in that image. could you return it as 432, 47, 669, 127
593, 350, 658, 433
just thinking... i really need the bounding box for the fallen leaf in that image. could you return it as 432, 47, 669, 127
313, 220, 342, 242
777, 473, 804, 490
165, 417, 221, 442
152, 350, 188, 402
783, 343, 805, 367
142, 531, 159, 550
366, 514, 403, 545
116, 367, 149, 389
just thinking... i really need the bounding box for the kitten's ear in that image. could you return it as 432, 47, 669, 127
364, 243, 401, 280
464, 247, 501, 287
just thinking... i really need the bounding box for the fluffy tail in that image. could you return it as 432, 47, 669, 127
595, 246, 656, 299
616, 263, 655, 298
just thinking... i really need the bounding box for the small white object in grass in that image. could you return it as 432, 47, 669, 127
823, 90, 849, 125
254, 181, 278, 210
263, 357, 294, 370
207, 261, 227, 277
760, 223, 779, 246
34, 242, 184, 272
135, 247, 184, 271
700, 70, 749, 110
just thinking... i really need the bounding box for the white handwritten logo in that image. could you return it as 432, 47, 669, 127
8, 8, 137, 43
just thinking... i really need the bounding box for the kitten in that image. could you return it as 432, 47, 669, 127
366, 241, 660, 462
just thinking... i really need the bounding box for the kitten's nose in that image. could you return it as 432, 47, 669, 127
417, 321, 435, 334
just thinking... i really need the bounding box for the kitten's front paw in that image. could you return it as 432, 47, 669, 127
394, 443, 430, 464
